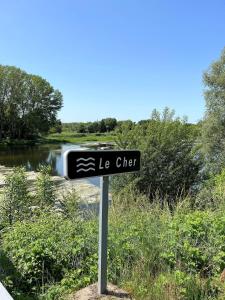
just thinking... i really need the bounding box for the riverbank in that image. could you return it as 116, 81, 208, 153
46, 131, 116, 144
0, 132, 116, 146
0, 165, 102, 204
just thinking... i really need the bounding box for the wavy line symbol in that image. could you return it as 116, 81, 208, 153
77, 167, 95, 173
76, 162, 95, 168
76, 157, 95, 162
76, 157, 96, 173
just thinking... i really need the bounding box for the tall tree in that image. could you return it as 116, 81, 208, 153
99, 119, 106, 133
0, 65, 63, 140
102, 118, 117, 131
0, 66, 8, 139
202, 48, 225, 174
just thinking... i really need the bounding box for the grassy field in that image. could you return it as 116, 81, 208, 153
0, 132, 116, 146
46, 131, 116, 143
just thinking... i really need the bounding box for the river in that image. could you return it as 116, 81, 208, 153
0, 143, 100, 186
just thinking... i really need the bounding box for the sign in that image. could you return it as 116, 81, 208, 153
63, 149, 140, 295
63, 150, 141, 179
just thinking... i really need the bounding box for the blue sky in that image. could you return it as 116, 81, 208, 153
0, 0, 225, 123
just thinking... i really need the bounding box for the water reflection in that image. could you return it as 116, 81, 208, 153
0, 143, 100, 186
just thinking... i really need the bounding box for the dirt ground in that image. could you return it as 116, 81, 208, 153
67, 283, 133, 300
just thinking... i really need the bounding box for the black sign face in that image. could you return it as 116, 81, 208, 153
64, 150, 141, 179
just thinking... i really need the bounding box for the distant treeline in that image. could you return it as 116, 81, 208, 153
63, 118, 200, 135
63, 118, 134, 133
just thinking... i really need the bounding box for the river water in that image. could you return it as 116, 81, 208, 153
0, 143, 100, 186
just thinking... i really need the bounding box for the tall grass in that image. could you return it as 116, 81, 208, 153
108, 189, 225, 300
0, 171, 224, 299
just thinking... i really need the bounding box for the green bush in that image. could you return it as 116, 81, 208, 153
59, 188, 80, 220
162, 210, 225, 276
113, 108, 202, 202
195, 168, 225, 210
2, 213, 98, 298
1, 189, 225, 299
35, 166, 55, 208
0, 167, 30, 225
214, 169, 225, 205
2, 199, 169, 299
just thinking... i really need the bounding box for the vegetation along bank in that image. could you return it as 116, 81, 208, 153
0, 48, 225, 299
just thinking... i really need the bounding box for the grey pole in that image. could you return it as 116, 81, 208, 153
98, 176, 109, 294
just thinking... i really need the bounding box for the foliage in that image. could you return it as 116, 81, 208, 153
2, 214, 98, 298
49, 120, 62, 134
62, 118, 118, 134
117, 193, 225, 300
108, 202, 170, 284
214, 168, 225, 200
1, 187, 225, 299
112, 108, 202, 202
0, 165, 60, 228
162, 210, 225, 276
111, 180, 149, 208
35, 166, 55, 208
116, 120, 134, 131
194, 168, 225, 210
125, 270, 224, 300
59, 188, 80, 220
0, 65, 63, 140
0, 167, 30, 225
201, 47, 225, 174
2, 47, 225, 300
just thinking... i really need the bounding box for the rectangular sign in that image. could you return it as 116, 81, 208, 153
64, 150, 141, 179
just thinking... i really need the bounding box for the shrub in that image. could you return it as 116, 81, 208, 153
194, 168, 225, 210
0, 167, 30, 225
214, 168, 225, 204
162, 210, 225, 276
108, 205, 170, 283
2, 198, 169, 299
35, 165, 55, 208
59, 188, 80, 220
2, 190, 225, 299
113, 108, 202, 203
2, 213, 98, 297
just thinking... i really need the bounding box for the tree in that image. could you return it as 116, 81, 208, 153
86, 121, 100, 133
49, 119, 62, 134
102, 118, 117, 131
77, 123, 86, 133
201, 48, 225, 174
116, 120, 134, 132
112, 108, 202, 203
0, 65, 63, 140
99, 119, 106, 132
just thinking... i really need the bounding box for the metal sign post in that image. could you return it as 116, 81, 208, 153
98, 176, 109, 294
64, 150, 140, 295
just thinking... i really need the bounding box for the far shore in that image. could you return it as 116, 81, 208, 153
0, 132, 116, 146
